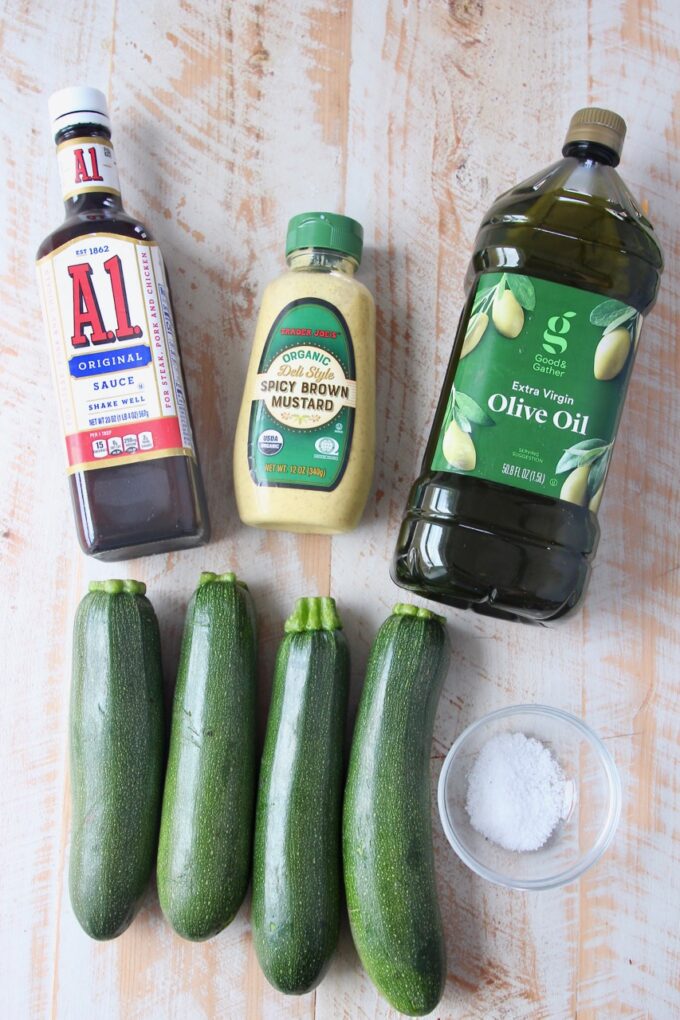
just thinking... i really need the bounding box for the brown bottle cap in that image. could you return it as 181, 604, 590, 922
564, 107, 627, 158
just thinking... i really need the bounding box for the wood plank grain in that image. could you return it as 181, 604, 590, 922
5, 0, 350, 1017
322, 1, 680, 1018
324, 1, 587, 1016
0, 6, 114, 1019
575, 0, 680, 1014
0, 0, 679, 1018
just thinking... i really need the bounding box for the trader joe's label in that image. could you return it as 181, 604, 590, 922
248, 299, 356, 490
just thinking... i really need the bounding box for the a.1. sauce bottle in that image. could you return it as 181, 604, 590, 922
233, 212, 375, 533
392, 108, 663, 622
36, 87, 209, 559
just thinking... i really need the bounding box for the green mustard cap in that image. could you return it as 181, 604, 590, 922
285, 211, 364, 263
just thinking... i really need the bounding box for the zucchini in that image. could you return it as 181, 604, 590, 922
69, 579, 164, 940
157, 571, 257, 940
252, 596, 349, 994
343, 604, 450, 1016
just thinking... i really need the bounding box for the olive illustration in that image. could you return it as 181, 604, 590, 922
594, 327, 631, 380
443, 420, 476, 470
492, 289, 524, 338
461, 311, 489, 358
559, 464, 590, 506
588, 483, 604, 513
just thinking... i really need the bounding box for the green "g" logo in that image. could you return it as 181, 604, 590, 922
543, 311, 576, 354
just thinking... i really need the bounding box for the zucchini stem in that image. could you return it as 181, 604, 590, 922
392, 602, 446, 624
198, 571, 249, 589
88, 579, 146, 595
284, 596, 343, 633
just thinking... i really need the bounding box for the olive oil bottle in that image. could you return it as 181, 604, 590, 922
392, 108, 663, 623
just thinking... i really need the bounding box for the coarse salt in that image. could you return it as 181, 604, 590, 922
465, 731, 568, 852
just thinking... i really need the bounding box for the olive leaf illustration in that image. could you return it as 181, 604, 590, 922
453, 404, 472, 433
443, 387, 495, 434
589, 299, 637, 330
454, 390, 495, 429
442, 385, 456, 427
460, 311, 489, 358
585, 450, 611, 501
602, 310, 637, 336
471, 277, 498, 312
556, 438, 611, 475
471, 272, 536, 317
506, 274, 536, 311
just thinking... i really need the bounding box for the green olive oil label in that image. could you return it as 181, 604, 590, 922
431, 272, 642, 510
248, 298, 356, 490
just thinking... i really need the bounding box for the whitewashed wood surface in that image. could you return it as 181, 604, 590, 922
1, 1, 679, 1017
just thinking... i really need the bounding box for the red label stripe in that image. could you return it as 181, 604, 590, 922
65, 417, 183, 467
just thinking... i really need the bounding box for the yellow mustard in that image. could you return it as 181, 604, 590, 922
234, 212, 375, 534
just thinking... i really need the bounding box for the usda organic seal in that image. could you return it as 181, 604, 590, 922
258, 430, 283, 456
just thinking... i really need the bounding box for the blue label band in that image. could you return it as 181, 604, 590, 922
69, 345, 151, 378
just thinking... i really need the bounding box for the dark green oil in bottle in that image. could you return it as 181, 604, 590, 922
392, 108, 663, 623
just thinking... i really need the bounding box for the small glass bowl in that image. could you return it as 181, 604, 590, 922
437, 704, 622, 890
